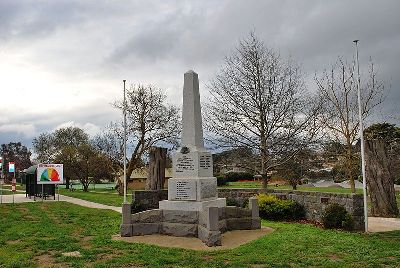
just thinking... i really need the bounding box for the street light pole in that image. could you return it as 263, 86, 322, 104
123, 80, 128, 204
353, 39, 368, 232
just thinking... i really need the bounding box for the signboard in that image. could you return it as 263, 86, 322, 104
37, 164, 64, 184
0, 157, 2, 169
9, 162, 15, 173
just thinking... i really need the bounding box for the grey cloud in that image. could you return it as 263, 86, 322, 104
1, 0, 400, 148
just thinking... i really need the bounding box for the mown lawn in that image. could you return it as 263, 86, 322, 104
0, 185, 25, 195
59, 188, 132, 207
0, 202, 399, 267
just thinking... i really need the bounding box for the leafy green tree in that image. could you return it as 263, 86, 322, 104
33, 127, 89, 188
0, 142, 32, 182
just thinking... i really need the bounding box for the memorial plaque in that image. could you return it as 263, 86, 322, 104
175, 155, 195, 174
169, 179, 197, 200
199, 155, 211, 169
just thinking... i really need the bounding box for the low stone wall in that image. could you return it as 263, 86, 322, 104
133, 188, 365, 231
133, 190, 167, 210
121, 198, 261, 246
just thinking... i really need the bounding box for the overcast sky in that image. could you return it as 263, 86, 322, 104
1, 0, 399, 149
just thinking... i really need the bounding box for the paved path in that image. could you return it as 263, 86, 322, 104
0, 194, 121, 213
368, 217, 400, 232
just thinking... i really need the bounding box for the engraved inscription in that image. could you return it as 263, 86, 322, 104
175, 155, 195, 173
199, 155, 211, 169
171, 179, 197, 200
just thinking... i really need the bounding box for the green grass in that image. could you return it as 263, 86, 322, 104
59, 188, 132, 207
0, 202, 399, 267
0, 184, 25, 195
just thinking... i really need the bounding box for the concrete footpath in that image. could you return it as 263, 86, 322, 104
1, 194, 399, 233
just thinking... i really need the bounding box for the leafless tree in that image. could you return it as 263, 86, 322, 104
112, 84, 180, 194
315, 58, 385, 192
205, 32, 322, 189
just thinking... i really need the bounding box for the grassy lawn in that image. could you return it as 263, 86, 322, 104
0, 185, 25, 195
0, 202, 399, 267
59, 188, 132, 207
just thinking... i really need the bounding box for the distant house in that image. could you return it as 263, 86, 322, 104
123, 167, 173, 190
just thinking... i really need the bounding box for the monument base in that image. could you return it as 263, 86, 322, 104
159, 198, 227, 211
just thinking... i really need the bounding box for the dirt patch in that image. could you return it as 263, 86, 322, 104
80, 236, 93, 249
23, 215, 40, 221
35, 253, 64, 268
62, 251, 82, 257
16, 207, 29, 213
327, 253, 342, 261
6, 239, 21, 245
113, 227, 274, 251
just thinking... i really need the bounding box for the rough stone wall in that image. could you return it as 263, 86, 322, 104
133, 190, 167, 210
133, 188, 365, 231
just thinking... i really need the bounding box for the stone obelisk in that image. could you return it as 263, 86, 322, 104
159, 70, 226, 211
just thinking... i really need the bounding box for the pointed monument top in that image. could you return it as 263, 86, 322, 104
181, 70, 204, 151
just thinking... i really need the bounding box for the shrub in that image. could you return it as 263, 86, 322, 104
322, 203, 354, 230
131, 200, 145, 214
225, 172, 254, 182
216, 175, 228, 186
257, 193, 305, 221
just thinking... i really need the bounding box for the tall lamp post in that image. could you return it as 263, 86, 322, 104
123, 80, 128, 204
353, 39, 368, 232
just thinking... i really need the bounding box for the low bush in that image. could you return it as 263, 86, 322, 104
131, 200, 145, 214
321, 203, 354, 231
216, 175, 228, 186
225, 172, 254, 182
257, 193, 305, 221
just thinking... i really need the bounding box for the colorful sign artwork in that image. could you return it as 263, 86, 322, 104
9, 162, 15, 173
37, 164, 64, 184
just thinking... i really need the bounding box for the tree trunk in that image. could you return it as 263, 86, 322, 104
65, 177, 70, 189
365, 139, 399, 217
146, 147, 167, 190
346, 140, 356, 193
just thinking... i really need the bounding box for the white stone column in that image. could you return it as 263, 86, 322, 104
159, 70, 226, 211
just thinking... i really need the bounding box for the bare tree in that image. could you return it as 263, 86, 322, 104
112, 84, 180, 194
315, 58, 385, 192
92, 131, 124, 183
206, 32, 322, 189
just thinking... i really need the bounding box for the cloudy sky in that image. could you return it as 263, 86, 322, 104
1, 0, 399, 149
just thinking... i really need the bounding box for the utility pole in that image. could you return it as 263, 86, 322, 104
123, 80, 128, 204
353, 39, 368, 232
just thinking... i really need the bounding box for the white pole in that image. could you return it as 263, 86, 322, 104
123, 80, 128, 204
354, 39, 368, 232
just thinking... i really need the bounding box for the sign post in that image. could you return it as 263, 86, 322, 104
0, 176, 3, 204
0, 157, 2, 204
37, 164, 64, 202
9, 162, 15, 204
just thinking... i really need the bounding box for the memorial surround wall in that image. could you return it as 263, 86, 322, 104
133, 188, 365, 231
